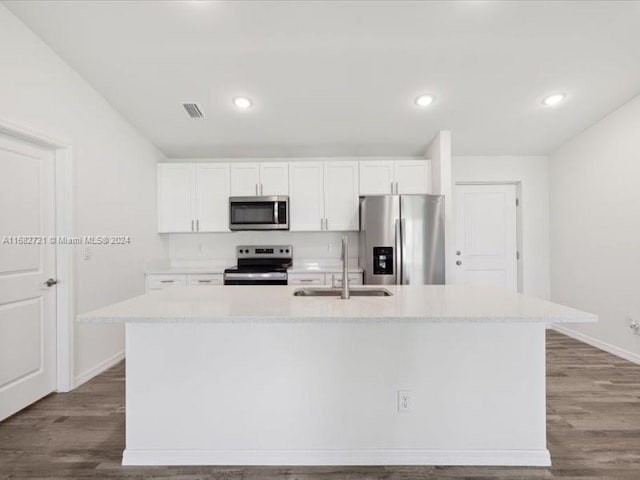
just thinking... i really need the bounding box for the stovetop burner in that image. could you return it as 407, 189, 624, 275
223, 245, 292, 285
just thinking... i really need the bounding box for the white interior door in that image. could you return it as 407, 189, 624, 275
0, 133, 57, 421
454, 184, 517, 291
195, 164, 229, 232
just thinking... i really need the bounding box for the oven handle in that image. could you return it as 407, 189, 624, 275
274, 201, 279, 225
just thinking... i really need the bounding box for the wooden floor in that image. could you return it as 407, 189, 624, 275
1, 330, 639, 479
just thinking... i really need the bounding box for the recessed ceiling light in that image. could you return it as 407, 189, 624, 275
415, 94, 435, 107
542, 93, 566, 107
233, 97, 252, 109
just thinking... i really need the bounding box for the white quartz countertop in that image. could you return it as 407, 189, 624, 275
78, 285, 597, 325
145, 261, 362, 275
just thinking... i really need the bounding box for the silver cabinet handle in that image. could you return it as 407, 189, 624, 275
299, 278, 316, 283
44, 278, 58, 287
196, 219, 200, 231
191, 219, 194, 232
390, 182, 394, 194
197, 280, 212, 283
160, 280, 174, 283
255, 184, 258, 196
260, 184, 263, 195
325, 218, 328, 230
320, 218, 324, 230
395, 181, 399, 194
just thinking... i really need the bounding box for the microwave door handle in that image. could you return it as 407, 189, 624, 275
274, 201, 279, 225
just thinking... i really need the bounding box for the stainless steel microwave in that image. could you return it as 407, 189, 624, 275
229, 196, 289, 230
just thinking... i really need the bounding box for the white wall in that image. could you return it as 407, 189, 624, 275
0, 5, 167, 384
169, 231, 358, 265
549, 95, 640, 363
453, 156, 550, 299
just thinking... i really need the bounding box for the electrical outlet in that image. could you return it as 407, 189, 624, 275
397, 390, 412, 413
628, 317, 640, 336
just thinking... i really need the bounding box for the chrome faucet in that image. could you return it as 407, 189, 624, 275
341, 236, 350, 299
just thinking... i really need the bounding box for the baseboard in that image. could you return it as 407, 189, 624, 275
74, 350, 125, 389
552, 325, 640, 365
122, 448, 551, 467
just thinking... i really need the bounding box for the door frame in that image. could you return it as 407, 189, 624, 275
454, 181, 523, 293
0, 117, 75, 392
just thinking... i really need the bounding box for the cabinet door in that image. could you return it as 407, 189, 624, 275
157, 164, 194, 233
230, 163, 260, 196
259, 162, 289, 196
288, 273, 325, 286
289, 162, 324, 231
186, 274, 224, 286
195, 164, 230, 232
359, 160, 395, 195
394, 160, 431, 194
145, 274, 187, 293
324, 161, 359, 231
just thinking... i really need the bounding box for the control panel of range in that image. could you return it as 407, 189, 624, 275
372, 246, 394, 275
236, 245, 293, 259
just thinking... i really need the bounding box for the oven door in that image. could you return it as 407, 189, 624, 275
229, 196, 289, 230
223, 272, 288, 285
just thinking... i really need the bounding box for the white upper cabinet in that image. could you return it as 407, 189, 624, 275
359, 160, 395, 195
230, 163, 260, 196
289, 161, 359, 232
259, 162, 289, 196
289, 162, 324, 231
230, 162, 289, 196
394, 160, 431, 194
194, 164, 230, 232
158, 164, 194, 233
158, 163, 230, 233
324, 161, 359, 231
359, 159, 431, 195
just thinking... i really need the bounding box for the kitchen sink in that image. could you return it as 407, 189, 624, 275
293, 287, 393, 297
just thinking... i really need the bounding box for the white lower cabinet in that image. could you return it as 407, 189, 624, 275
288, 272, 363, 286
287, 273, 326, 286
186, 274, 224, 286
145, 274, 187, 292
325, 272, 363, 287
146, 273, 223, 292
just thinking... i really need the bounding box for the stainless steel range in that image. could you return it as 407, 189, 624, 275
223, 245, 293, 285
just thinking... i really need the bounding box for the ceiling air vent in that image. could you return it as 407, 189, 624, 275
183, 103, 204, 118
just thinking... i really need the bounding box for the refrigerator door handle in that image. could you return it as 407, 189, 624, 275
400, 218, 408, 284
395, 218, 402, 284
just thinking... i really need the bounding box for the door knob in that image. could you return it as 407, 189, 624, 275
44, 278, 58, 287
456, 260, 462, 266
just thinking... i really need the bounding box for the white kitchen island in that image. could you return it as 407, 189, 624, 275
78, 285, 596, 467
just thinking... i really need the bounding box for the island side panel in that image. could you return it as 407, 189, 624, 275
124, 321, 549, 466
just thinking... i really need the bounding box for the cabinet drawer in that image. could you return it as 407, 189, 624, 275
146, 274, 187, 292
288, 273, 325, 285
187, 274, 223, 286
326, 272, 363, 287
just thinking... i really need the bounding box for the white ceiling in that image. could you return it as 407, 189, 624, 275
5, 1, 640, 158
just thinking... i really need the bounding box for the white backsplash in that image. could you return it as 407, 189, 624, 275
168, 231, 360, 265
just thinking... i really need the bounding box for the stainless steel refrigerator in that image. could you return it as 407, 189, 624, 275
359, 195, 445, 285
